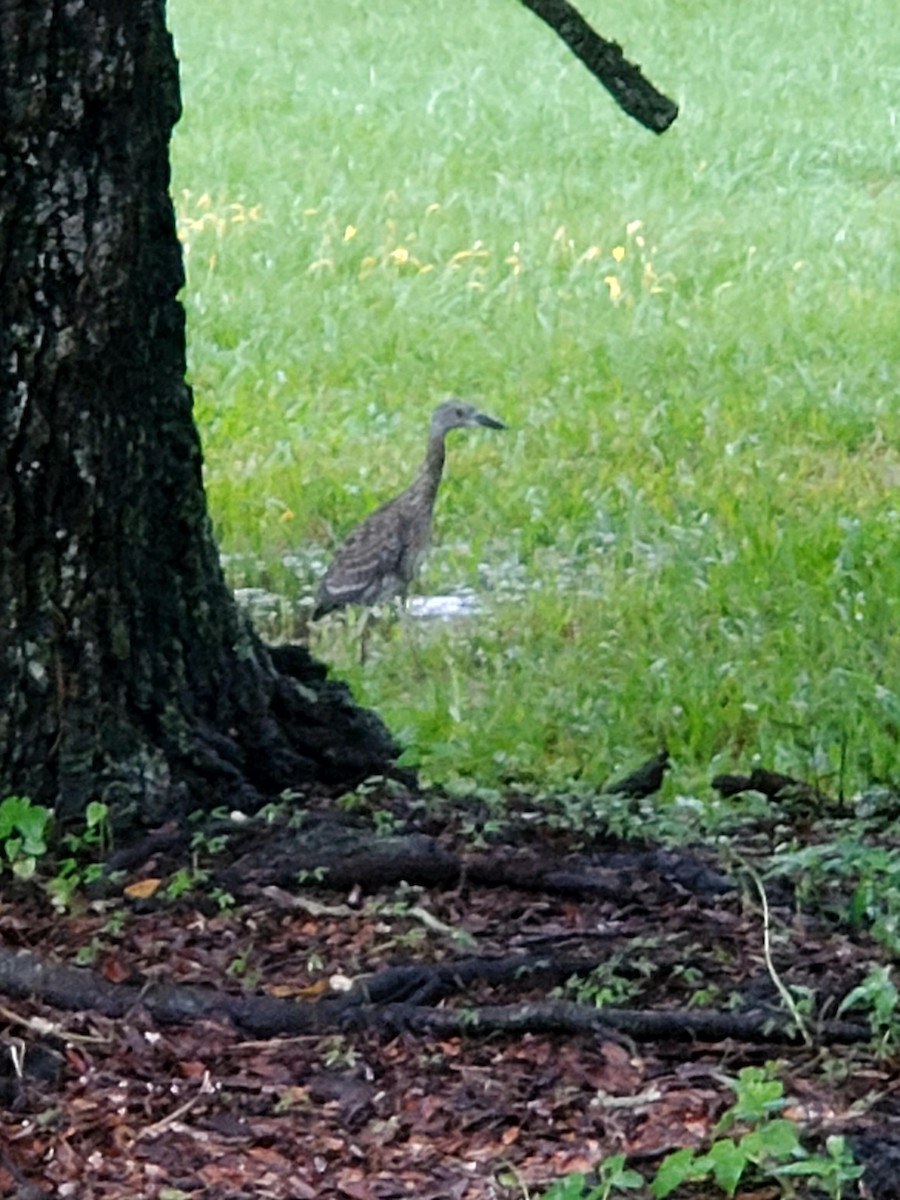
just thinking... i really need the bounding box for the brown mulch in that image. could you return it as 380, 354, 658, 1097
1, 787, 898, 1199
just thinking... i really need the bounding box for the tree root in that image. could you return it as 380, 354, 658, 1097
219, 827, 734, 902
0, 946, 869, 1047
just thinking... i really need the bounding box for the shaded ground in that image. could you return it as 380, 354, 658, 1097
1, 784, 899, 1198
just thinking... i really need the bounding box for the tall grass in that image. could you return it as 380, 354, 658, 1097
168, 0, 900, 822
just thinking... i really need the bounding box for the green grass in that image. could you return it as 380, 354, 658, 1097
168, 0, 900, 821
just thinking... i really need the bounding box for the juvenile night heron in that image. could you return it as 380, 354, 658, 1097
312, 400, 506, 620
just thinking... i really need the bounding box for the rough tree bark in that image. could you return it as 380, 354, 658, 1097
0, 1, 398, 837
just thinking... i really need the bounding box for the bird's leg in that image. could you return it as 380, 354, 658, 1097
357, 607, 373, 666
396, 593, 428, 675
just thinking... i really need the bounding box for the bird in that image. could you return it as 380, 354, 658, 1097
312, 400, 506, 621
603, 748, 671, 799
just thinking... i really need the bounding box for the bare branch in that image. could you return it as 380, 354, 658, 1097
518, 0, 678, 133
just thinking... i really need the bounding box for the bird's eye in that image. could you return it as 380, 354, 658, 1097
455, 407, 465, 418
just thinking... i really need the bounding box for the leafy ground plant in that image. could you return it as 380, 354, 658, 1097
541, 1154, 643, 1200
47, 800, 111, 910
768, 832, 900, 967
541, 1066, 862, 1199
837, 964, 900, 1051
0, 795, 112, 910
712, 1070, 860, 1197
0, 795, 51, 880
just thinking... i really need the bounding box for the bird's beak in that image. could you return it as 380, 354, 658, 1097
475, 411, 506, 430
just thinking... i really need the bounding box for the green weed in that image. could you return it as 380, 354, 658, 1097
541, 1155, 643, 1200
0, 796, 111, 908
772, 835, 900, 959
0, 796, 51, 880
540, 1065, 862, 1199
48, 800, 110, 910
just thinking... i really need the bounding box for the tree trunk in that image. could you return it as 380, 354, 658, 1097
0, 1, 399, 837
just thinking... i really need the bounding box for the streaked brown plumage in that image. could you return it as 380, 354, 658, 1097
313, 400, 505, 619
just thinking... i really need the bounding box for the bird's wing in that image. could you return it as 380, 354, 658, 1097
316, 497, 413, 608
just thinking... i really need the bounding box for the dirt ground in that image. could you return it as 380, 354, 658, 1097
1, 785, 899, 1199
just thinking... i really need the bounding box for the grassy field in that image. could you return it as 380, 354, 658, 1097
168, 0, 900, 829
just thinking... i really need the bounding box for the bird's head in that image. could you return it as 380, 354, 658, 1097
431, 398, 506, 437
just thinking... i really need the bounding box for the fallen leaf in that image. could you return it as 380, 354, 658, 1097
101, 956, 132, 983
124, 878, 162, 900
268, 979, 329, 999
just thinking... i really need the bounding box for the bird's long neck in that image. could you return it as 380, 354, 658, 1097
414, 428, 447, 507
